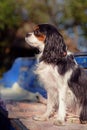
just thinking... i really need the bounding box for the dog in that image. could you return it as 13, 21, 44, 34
25, 23, 87, 125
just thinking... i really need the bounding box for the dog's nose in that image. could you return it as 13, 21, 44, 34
26, 33, 31, 37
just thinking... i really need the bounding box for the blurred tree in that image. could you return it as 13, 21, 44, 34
60, 0, 87, 36
58, 0, 87, 50
0, 0, 20, 30
0, 0, 87, 38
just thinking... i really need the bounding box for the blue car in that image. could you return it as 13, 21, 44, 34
74, 52, 87, 69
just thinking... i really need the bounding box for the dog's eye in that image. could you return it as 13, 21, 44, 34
34, 29, 41, 36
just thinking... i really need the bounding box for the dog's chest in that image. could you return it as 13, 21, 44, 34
35, 62, 72, 89
35, 62, 58, 88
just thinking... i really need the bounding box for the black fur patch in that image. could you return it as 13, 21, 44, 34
68, 67, 87, 123
57, 55, 76, 75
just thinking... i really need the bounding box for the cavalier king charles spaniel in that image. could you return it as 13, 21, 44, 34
25, 24, 87, 125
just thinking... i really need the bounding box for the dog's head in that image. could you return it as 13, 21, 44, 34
25, 24, 67, 62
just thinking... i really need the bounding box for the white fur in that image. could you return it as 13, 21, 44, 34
25, 33, 44, 52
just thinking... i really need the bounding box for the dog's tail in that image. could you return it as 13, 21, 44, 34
80, 98, 87, 124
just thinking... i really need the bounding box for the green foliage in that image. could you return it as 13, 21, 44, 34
70, 0, 87, 23
26, 1, 50, 23
0, 0, 51, 30
69, 0, 87, 36
0, 0, 87, 32
0, 0, 22, 29
59, 0, 87, 36
0, 0, 87, 36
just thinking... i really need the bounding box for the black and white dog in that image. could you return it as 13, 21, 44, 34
25, 24, 87, 125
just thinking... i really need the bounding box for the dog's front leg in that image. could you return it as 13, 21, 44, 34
54, 87, 66, 125
33, 89, 57, 121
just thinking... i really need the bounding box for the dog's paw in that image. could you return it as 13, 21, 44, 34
54, 120, 65, 126
80, 120, 87, 124
33, 115, 48, 121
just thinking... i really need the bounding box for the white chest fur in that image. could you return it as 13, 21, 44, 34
35, 61, 73, 91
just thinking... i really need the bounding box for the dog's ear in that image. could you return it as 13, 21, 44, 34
41, 31, 67, 64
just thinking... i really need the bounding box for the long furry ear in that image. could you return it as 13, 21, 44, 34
41, 31, 67, 64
